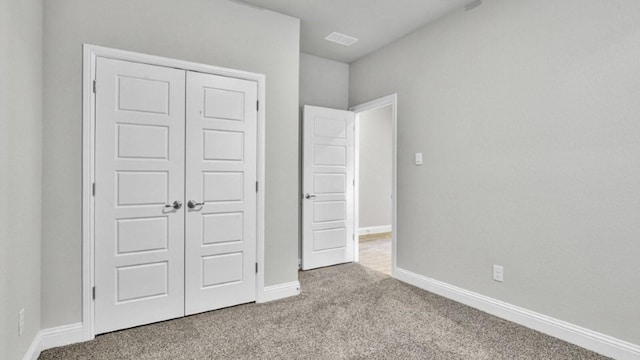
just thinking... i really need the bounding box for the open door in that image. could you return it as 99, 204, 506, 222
302, 105, 355, 270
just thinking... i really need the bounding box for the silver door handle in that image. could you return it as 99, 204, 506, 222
165, 200, 182, 210
187, 200, 204, 209
304, 193, 316, 199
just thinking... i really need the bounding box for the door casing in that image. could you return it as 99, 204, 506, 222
82, 44, 267, 341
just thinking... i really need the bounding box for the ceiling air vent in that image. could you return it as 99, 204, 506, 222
324, 32, 359, 47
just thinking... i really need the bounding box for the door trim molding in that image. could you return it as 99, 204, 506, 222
349, 94, 398, 274
82, 44, 267, 341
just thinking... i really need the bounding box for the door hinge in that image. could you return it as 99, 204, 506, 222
92, 80, 96, 94
256, 181, 258, 192
256, 101, 259, 111
92, 182, 96, 196
92, 287, 96, 300
353, 179, 355, 186
353, 234, 355, 241
255, 262, 258, 274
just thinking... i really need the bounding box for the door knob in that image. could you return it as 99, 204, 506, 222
304, 193, 316, 199
187, 200, 204, 209
165, 200, 182, 210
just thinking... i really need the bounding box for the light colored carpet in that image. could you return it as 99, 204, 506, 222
40, 264, 608, 359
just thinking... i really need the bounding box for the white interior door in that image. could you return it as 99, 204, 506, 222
94, 57, 186, 334
302, 105, 355, 270
184, 71, 258, 315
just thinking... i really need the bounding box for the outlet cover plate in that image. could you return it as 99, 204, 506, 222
493, 265, 504, 282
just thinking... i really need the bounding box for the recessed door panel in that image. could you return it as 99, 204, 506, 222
313, 201, 346, 223
204, 87, 244, 121
185, 71, 257, 315
203, 172, 244, 202
313, 228, 346, 252
313, 145, 346, 166
117, 217, 168, 254
117, 262, 168, 302
117, 76, 170, 114
116, 171, 168, 206
117, 124, 169, 159
313, 173, 346, 194
203, 213, 243, 245
202, 253, 243, 287
95, 57, 185, 334
203, 130, 244, 161
314, 116, 346, 139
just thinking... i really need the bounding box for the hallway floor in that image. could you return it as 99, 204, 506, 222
358, 232, 392, 275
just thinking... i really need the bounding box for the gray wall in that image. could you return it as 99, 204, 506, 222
42, 0, 300, 328
358, 105, 392, 229
0, 0, 43, 358
0, 1, 9, 355
299, 53, 349, 110
350, 0, 640, 345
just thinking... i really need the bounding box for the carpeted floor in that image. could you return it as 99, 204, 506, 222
40, 264, 608, 359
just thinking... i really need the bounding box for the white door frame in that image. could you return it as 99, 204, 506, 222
82, 44, 267, 341
349, 94, 398, 275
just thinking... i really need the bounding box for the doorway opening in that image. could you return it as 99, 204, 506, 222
354, 104, 393, 275
351, 94, 397, 277
300, 94, 396, 275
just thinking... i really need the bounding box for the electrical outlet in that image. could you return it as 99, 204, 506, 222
19, 309, 24, 336
493, 265, 504, 282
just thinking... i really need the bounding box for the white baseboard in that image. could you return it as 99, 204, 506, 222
358, 225, 392, 236
40, 322, 85, 351
259, 281, 301, 303
21, 283, 301, 360
394, 267, 640, 360
22, 332, 42, 360
22, 322, 85, 360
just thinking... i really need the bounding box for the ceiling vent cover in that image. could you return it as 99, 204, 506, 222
324, 32, 359, 46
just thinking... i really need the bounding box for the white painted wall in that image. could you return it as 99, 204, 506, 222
0, 0, 43, 358
350, 0, 640, 345
42, 0, 300, 329
299, 53, 349, 110
358, 105, 392, 229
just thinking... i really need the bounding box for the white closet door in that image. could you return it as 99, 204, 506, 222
184, 71, 257, 315
94, 58, 186, 334
302, 105, 355, 270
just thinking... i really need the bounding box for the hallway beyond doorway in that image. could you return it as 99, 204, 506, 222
358, 232, 391, 275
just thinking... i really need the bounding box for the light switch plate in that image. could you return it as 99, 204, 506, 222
415, 152, 423, 165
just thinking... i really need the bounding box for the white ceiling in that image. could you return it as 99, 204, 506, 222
237, 0, 476, 63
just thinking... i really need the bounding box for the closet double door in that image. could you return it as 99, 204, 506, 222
94, 57, 257, 334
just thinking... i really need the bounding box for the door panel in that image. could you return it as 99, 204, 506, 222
185, 71, 257, 315
94, 57, 186, 334
302, 105, 355, 270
